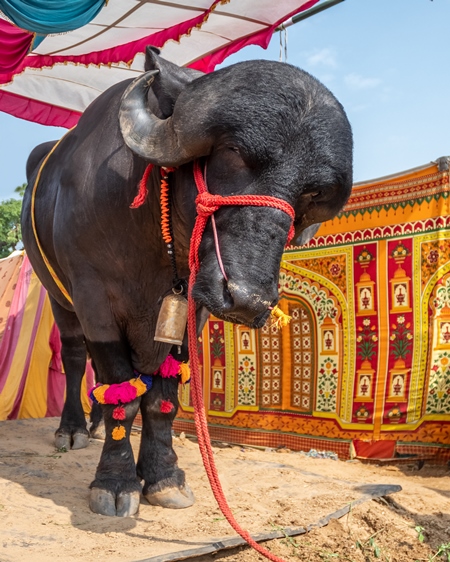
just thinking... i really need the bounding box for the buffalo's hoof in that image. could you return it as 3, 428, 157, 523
54, 431, 71, 451
145, 483, 195, 509
55, 430, 89, 450
89, 488, 140, 517
72, 432, 90, 449
117, 491, 141, 517
89, 421, 106, 440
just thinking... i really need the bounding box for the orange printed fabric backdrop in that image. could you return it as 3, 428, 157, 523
176, 160, 450, 458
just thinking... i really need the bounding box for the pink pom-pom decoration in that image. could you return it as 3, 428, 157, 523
104, 381, 137, 404
158, 354, 181, 378
160, 399, 174, 414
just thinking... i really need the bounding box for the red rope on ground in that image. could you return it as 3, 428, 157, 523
186, 160, 295, 562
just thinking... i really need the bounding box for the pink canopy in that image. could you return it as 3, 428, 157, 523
0, 0, 318, 128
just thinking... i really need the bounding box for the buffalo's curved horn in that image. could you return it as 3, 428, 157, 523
291, 223, 321, 246
119, 70, 194, 166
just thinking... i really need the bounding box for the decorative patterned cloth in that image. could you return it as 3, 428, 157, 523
177, 159, 450, 458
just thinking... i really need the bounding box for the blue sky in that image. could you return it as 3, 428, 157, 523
0, 0, 449, 201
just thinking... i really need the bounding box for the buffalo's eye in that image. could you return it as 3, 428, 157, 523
206, 144, 253, 195
302, 184, 321, 197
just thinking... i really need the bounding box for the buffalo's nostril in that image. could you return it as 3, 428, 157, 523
225, 279, 273, 319
222, 281, 233, 308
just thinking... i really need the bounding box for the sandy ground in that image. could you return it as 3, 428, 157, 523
0, 418, 449, 562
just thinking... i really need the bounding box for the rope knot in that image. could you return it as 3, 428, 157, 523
195, 192, 223, 217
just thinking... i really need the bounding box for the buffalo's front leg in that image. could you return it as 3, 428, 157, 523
137, 375, 194, 509
89, 399, 142, 517
86, 340, 142, 517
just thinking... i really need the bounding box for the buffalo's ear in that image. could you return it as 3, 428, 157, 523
145, 46, 161, 59
291, 223, 321, 246
144, 46, 204, 118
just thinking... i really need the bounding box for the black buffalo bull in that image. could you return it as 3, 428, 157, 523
21, 47, 352, 517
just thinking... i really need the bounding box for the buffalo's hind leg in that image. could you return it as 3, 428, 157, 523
50, 297, 90, 450
89, 401, 105, 440
87, 356, 106, 440
137, 375, 194, 509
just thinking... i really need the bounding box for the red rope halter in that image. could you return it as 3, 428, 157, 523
187, 160, 295, 562
135, 160, 295, 561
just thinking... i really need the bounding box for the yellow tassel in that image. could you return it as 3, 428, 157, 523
270, 305, 292, 330
179, 362, 191, 384
92, 385, 108, 403
129, 377, 147, 396
112, 425, 126, 440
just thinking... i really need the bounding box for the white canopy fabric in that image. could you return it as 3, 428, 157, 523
0, 0, 318, 127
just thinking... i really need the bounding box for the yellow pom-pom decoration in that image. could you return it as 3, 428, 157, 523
130, 377, 147, 396
270, 306, 292, 330
179, 362, 191, 384
92, 385, 107, 403
112, 425, 126, 440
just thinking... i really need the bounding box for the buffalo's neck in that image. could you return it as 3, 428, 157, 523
103, 162, 195, 296
170, 163, 198, 259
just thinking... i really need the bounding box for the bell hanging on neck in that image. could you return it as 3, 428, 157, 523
154, 291, 188, 346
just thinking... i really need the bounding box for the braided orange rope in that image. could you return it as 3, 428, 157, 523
160, 170, 172, 244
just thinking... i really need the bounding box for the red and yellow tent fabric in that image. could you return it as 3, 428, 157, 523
0, 252, 93, 420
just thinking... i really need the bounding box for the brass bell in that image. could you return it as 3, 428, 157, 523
154, 291, 188, 346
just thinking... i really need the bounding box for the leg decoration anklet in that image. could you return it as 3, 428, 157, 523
88, 355, 190, 440
89, 375, 153, 440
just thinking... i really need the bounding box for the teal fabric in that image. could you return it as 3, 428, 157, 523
0, 0, 106, 34
30, 33, 45, 49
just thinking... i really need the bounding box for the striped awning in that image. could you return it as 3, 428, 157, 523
0, 0, 318, 127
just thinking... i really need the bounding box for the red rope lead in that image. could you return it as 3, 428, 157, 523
187, 160, 295, 562
187, 268, 287, 562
